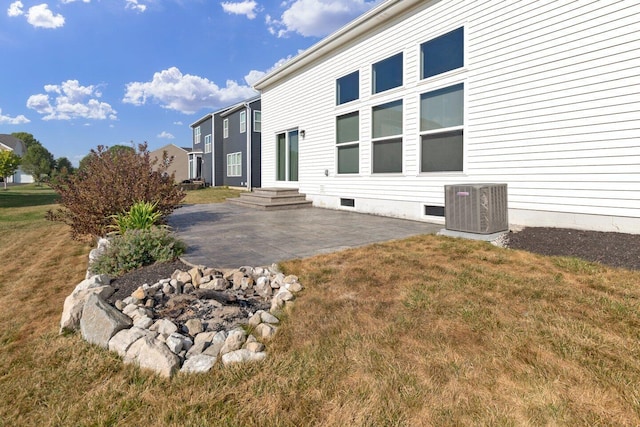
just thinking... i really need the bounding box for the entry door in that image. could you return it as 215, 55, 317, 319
276, 129, 298, 182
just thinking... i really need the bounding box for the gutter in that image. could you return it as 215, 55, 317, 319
245, 102, 252, 191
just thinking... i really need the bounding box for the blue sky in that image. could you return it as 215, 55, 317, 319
0, 0, 378, 165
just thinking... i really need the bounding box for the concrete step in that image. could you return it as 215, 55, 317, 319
227, 188, 312, 210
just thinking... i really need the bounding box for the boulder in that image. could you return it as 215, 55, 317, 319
254, 276, 272, 298
60, 285, 115, 333
180, 354, 217, 374
260, 311, 280, 324
73, 274, 112, 293
184, 318, 203, 336
199, 278, 229, 291
202, 331, 227, 358
254, 323, 277, 340
150, 318, 178, 336
188, 267, 203, 288
220, 329, 247, 355
124, 336, 181, 378
108, 327, 147, 357
80, 293, 132, 348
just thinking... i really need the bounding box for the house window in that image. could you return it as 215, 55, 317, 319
421, 27, 464, 79
336, 71, 359, 105
227, 152, 242, 177
240, 111, 246, 133
194, 126, 201, 145
336, 111, 359, 174
204, 134, 212, 153
372, 53, 403, 94
276, 129, 298, 181
223, 119, 229, 138
372, 100, 403, 173
420, 83, 464, 172
254, 111, 261, 132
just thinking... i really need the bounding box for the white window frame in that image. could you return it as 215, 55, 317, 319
371, 99, 403, 174
240, 111, 246, 133
254, 110, 261, 133
194, 126, 201, 145
227, 152, 242, 177
336, 111, 359, 175
204, 134, 212, 153
223, 118, 229, 139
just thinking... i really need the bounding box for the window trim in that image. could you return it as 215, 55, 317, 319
194, 126, 201, 145
420, 26, 465, 81
240, 111, 247, 133
223, 118, 229, 139
254, 110, 261, 133
336, 111, 359, 175
336, 70, 360, 105
372, 52, 403, 95
204, 134, 212, 153
226, 152, 242, 177
371, 99, 403, 174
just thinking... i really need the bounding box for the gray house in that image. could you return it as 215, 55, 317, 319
190, 96, 261, 189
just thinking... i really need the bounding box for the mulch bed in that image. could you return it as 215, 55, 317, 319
506, 227, 640, 271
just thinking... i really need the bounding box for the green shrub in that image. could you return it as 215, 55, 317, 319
46, 143, 185, 239
109, 201, 163, 235
91, 227, 186, 276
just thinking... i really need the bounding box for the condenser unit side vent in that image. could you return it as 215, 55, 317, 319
444, 183, 508, 234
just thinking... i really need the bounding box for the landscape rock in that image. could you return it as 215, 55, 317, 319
80, 293, 132, 348
151, 318, 178, 336
220, 329, 247, 355
124, 336, 181, 378
60, 285, 115, 333
199, 278, 228, 291
184, 318, 203, 336
254, 323, 277, 340
202, 331, 227, 357
221, 349, 267, 366
180, 354, 217, 373
108, 327, 147, 357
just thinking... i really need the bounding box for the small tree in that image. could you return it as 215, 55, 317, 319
47, 143, 185, 239
0, 150, 21, 190
21, 144, 54, 185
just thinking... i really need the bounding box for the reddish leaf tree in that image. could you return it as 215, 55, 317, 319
47, 143, 185, 239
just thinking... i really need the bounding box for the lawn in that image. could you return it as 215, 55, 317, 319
1, 184, 639, 426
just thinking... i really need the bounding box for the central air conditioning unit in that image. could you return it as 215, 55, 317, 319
444, 183, 508, 234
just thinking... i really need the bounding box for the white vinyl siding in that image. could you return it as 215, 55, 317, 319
258, 0, 640, 232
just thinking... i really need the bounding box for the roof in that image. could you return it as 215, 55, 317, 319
253, 0, 423, 91
189, 95, 261, 127
150, 143, 191, 154
0, 134, 26, 152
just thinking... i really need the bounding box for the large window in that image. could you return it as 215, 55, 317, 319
227, 152, 242, 177
223, 118, 229, 138
240, 111, 246, 133
421, 27, 464, 79
276, 130, 298, 181
336, 71, 359, 105
254, 111, 262, 132
372, 53, 403, 94
204, 134, 212, 153
372, 100, 403, 173
194, 126, 201, 145
336, 111, 359, 174
420, 83, 464, 172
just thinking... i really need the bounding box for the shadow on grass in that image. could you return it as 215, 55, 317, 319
0, 185, 59, 208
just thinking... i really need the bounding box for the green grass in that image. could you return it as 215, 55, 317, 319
0, 183, 59, 208
182, 186, 245, 204
2, 186, 640, 425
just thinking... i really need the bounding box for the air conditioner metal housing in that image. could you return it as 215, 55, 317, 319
444, 183, 508, 234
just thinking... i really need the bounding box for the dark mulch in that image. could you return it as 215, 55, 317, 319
107, 259, 192, 304
506, 227, 640, 271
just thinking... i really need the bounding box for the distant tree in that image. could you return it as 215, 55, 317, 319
53, 157, 75, 177
11, 132, 41, 150
78, 144, 134, 172
21, 144, 55, 185
0, 150, 21, 190
47, 142, 185, 239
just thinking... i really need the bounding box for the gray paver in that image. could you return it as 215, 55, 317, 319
169, 203, 442, 268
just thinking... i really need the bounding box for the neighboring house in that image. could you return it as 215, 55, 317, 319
190, 96, 261, 189
149, 144, 190, 183
0, 134, 34, 184
253, 0, 640, 234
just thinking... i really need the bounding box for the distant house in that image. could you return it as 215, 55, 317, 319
254, 0, 640, 234
149, 144, 190, 183
190, 96, 261, 189
0, 134, 34, 184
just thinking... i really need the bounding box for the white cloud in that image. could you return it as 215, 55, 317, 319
7, 1, 24, 17
268, 0, 375, 38
173, 121, 183, 125
25, 3, 65, 28
157, 131, 175, 139
0, 108, 30, 125
123, 67, 257, 114
26, 80, 117, 121
60, 0, 90, 3
126, 0, 147, 12
221, 1, 258, 19
243, 53, 299, 86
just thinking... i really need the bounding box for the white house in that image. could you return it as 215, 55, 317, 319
0, 134, 34, 184
254, 0, 639, 234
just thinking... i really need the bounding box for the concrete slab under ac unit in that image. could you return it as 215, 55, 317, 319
437, 228, 508, 242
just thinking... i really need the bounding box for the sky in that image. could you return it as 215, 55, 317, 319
0, 0, 379, 165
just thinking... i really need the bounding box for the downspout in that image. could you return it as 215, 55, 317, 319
245, 102, 252, 191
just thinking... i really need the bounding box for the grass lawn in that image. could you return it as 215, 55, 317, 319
1, 184, 640, 426
182, 186, 245, 204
